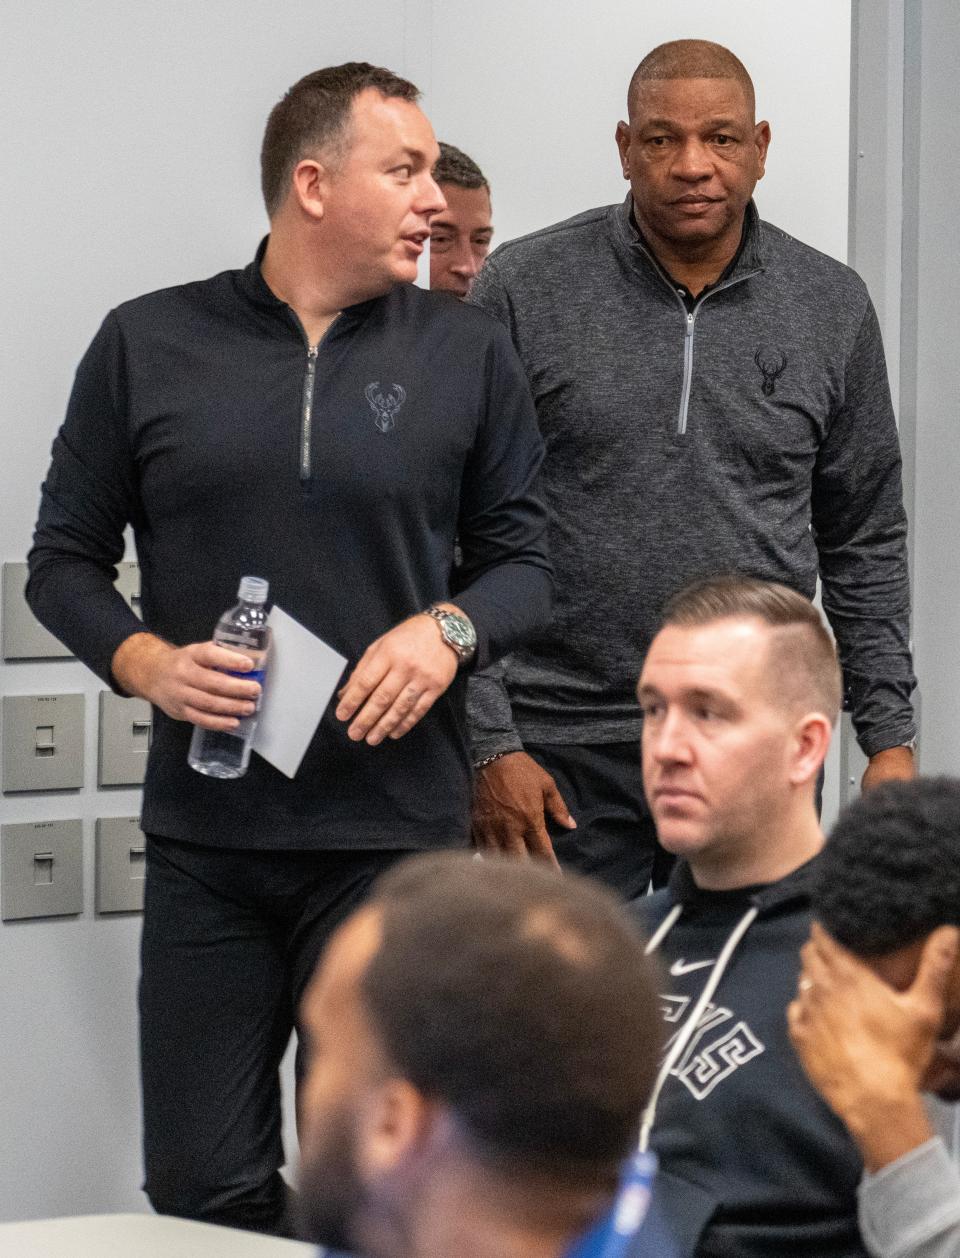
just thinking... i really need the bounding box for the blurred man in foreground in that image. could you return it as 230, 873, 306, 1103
298, 852, 667, 1258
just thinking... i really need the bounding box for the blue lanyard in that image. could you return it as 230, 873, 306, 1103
563, 1151, 658, 1258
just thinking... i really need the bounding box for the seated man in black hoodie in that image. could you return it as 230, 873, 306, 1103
632, 575, 870, 1257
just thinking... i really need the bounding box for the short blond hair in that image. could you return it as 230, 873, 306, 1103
661, 575, 842, 723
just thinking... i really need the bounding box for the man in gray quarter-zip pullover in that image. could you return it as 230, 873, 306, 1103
469, 38, 916, 896
26, 65, 550, 1237
632, 576, 869, 1257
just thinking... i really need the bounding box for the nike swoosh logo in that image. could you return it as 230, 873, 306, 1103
669, 958, 715, 977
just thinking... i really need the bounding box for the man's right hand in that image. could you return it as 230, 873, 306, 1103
471, 751, 575, 868
111, 632, 261, 730
788, 922, 959, 1172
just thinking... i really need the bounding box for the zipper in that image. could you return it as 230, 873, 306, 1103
633, 240, 761, 438
678, 311, 696, 435
671, 273, 761, 436
299, 345, 318, 482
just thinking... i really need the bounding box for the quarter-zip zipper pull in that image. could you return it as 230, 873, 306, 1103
300, 345, 318, 482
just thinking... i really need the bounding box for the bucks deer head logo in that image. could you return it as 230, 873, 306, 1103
754, 348, 788, 397
365, 382, 407, 432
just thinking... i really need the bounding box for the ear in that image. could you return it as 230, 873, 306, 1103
787, 710, 832, 787
356, 1078, 435, 1181
291, 158, 330, 222
754, 120, 771, 181
615, 121, 632, 179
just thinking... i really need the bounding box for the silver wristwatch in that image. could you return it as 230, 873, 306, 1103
423, 605, 477, 666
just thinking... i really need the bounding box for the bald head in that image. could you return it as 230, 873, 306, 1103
628, 39, 755, 120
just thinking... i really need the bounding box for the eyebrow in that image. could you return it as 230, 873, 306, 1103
387, 145, 433, 165
429, 218, 494, 234
637, 684, 729, 705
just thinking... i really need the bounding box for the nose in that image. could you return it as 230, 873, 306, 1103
450, 240, 481, 278
418, 172, 447, 217
647, 708, 693, 765
673, 137, 713, 181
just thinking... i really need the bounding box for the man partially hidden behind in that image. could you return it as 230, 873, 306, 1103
429, 141, 494, 298
632, 576, 870, 1256
297, 853, 667, 1258
26, 64, 551, 1235
470, 38, 915, 896
790, 777, 960, 1258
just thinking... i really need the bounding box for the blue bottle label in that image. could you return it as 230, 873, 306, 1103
226, 668, 266, 684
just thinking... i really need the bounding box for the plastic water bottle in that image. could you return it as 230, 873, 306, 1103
188, 576, 271, 779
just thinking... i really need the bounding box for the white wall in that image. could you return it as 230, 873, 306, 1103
0, 0, 850, 1223
903, 0, 960, 776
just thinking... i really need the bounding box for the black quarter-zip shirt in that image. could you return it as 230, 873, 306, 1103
27, 242, 552, 850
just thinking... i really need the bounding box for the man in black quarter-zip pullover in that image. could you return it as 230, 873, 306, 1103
469, 38, 915, 897
631, 575, 868, 1257
26, 64, 551, 1237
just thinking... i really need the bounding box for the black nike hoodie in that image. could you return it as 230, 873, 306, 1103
631, 856, 869, 1257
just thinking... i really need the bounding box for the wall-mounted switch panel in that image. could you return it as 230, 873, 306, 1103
1, 819, 83, 920
98, 691, 152, 787
2, 693, 85, 792
95, 817, 146, 913
114, 560, 142, 619
2, 562, 73, 660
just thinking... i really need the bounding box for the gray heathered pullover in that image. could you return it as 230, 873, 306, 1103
468, 196, 916, 760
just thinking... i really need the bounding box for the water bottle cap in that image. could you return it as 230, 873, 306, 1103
237, 576, 269, 604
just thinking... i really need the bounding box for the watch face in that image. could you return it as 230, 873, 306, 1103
443, 614, 476, 650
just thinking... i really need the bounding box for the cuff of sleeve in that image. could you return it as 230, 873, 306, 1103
859, 1137, 960, 1257
859, 723, 918, 759
470, 734, 524, 765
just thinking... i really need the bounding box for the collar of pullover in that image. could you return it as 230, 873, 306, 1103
612, 193, 765, 283
238, 235, 381, 334
664, 851, 820, 917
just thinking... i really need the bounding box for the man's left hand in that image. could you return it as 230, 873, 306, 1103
861, 745, 916, 791
336, 613, 459, 745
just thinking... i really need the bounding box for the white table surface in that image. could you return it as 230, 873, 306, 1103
0, 1213, 318, 1257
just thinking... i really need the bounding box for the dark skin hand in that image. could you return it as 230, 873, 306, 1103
471, 750, 575, 869
788, 923, 959, 1173
861, 745, 916, 791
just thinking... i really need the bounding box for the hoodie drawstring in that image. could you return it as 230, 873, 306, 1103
639, 903, 760, 1152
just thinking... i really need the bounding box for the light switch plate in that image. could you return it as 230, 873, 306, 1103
1, 562, 73, 660
2, 693, 85, 792
95, 817, 146, 913
1, 819, 83, 920
114, 560, 142, 619
98, 691, 152, 786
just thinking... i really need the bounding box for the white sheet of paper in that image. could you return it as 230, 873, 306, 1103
251, 604, 348, 779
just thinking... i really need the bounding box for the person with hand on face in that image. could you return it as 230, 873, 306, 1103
632, 575, 871, 1257
429, 142, 494, 298
297, 852, 669, 1258
790, 777, 960, 1258
27, 63, 551, 1237
469, 38, 916, 897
